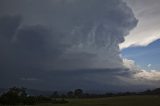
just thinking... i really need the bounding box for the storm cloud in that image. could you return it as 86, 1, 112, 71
0, 0, 139, 91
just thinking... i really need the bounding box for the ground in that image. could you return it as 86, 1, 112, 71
13, 95, 160, 106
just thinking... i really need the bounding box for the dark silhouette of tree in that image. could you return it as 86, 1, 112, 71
0, 87, 27, 105
0, 87, 69, 105
51, 91, 59, 101
67, 91, 74, 98
74, 89, 83, 98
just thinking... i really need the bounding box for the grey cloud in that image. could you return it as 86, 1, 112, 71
0, 15, 21, 43
0, 0, 139, 91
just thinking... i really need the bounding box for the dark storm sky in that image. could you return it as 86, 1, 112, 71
1, 0, 158, 91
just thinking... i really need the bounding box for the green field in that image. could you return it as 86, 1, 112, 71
30, 95, 160, 106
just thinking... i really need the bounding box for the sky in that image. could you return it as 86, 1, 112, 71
121, 0, 160, 81
121, 0, 160, 72
0, 0, 160, 92
120, 0, 160, 49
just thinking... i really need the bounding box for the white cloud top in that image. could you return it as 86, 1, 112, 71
120, 0, 160, 49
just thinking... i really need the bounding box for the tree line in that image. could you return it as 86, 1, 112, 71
1, 87, 160, 105
0, 87, 67, 105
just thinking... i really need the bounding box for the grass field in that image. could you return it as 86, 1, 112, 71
29, 95, 160, 106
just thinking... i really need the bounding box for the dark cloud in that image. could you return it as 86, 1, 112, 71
0, 0, 139, 91
0, 15, 21, 41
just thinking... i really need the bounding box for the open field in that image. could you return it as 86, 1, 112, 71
13, 95, 160, 106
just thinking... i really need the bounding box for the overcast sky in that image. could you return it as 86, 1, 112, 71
0, 0, 160, 92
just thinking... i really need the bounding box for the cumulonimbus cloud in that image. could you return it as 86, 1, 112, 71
120, 0, 160, 49
122, 58, 160, 86
4, 0, 159, 91
0, 0, 138, 70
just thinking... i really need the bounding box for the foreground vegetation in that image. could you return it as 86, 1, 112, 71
59, 95, 160, 106
0, 95, 158, 106
1, 87, 160, 106
0, 87, 67, 105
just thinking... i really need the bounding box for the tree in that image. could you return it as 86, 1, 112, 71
74, 89, 83, 98
67, 91, 74, 98
0, 87, 27, 105
51, 91, 59, 98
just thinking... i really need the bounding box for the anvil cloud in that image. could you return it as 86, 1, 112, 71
1, 0, 156, 91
